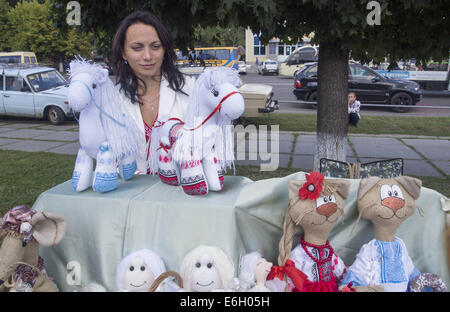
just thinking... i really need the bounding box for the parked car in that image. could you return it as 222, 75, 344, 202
238, 61, 247, 74
293, 62, 423, 112
279, 46, 319, 77
0, 65, 73, 124
258, 60, 279, 75
0, 51, 38, 65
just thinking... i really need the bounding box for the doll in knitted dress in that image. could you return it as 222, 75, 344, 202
269, 172, 351, 292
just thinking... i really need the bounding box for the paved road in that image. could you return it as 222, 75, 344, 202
0, 120, 448, 178
240, 72, 450, 117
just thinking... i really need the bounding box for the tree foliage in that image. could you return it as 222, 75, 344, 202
193, 25, 245, 48
4, 0, 93, 61
0, 0, 11, 51
50, 0, 450, 64
246, 0, 450, 65
51, 0, 250, 56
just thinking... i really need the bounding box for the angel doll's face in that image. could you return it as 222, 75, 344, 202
254, 258, 273, 285
121, 257, 155, 291
190, 253, 222, 292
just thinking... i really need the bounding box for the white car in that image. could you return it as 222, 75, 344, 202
0, 65, 73, 125
238, 61, 247, 74
258, 60, 279, 76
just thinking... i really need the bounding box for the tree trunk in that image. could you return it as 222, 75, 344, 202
313, 41, 349, 171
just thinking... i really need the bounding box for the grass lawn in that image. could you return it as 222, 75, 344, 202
242, 114, 450, 137
1, 150, 448, 216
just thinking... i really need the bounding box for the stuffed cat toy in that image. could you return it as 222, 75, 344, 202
342, 176, 425, 292
269, 172, 351, 292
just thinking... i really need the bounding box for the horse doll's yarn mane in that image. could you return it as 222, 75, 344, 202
69, 59, 144, 162
172, 67, 240, 171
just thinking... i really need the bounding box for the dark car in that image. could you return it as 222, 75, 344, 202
293, 62, 423, 112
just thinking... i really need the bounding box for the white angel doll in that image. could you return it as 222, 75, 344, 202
180, 245, 235, 292
116, 249, 166, 292
238, 251, 274, 292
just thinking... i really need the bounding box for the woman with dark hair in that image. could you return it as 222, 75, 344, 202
112, 11, 195, 174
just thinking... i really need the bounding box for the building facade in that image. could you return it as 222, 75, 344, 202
245, 28, 314, 63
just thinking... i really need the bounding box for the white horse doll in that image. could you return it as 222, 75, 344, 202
156, 67, 245, 195
68, 59, 144, 193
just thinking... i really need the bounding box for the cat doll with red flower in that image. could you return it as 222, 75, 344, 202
268, 172, 352, 292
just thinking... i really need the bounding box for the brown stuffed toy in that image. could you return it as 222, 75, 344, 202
0, 205, 66, 292
341, 176, 423, 292
268, 172, 351, 292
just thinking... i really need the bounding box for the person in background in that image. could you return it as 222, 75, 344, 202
348, 92, 361, 128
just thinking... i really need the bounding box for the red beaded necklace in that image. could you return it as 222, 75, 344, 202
301, 237, 335, 265
301, 237, 335, 282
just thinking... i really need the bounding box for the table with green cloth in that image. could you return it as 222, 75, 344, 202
32, 172, 450, 292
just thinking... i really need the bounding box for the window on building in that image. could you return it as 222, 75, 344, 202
269, 43, 276, 55
253, 35, 266, 56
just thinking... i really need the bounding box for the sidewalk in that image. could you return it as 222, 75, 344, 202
0, 121, 448, 177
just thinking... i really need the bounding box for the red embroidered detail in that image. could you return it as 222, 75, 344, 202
158, 144, 170, 154
219, 174, 224, 189
180, 160, 202, 170
301, 237, 338, 290
182, 182, 208, 195
158, 174, 179, 186
144, 114, 159, 175
298, 171, 324, 200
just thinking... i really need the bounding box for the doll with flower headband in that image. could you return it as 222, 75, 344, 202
268, 172, 352, 292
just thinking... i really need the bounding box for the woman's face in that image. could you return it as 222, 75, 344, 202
122, 22, 165, 82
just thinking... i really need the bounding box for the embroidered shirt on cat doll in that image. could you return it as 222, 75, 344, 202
341, 176, 423, 292
269, 172, 351, 292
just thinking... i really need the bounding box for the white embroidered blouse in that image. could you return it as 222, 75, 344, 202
287, 243, 347, 289
341, 237, 420, 292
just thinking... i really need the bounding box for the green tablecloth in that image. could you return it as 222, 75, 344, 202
32, 172, 449, 291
